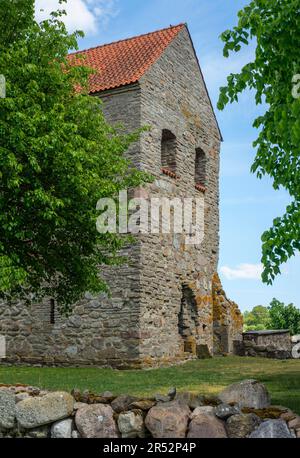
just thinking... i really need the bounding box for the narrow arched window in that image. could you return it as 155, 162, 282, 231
195, 148, 206, 186
50, 299, 55, 325
161, 129, 177, 174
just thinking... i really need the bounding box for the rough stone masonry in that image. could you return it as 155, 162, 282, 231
0, 380, 299, 438
0, 24, 243, 368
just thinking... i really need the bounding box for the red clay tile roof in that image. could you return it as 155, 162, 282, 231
68, 24, 185, 94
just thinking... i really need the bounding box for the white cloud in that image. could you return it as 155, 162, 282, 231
220, 263, 263, 280
86, 0, 119, 26
35, 0, 119, 34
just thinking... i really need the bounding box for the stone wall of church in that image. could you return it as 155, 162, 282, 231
0, 28, 242, 368
212, 273, 243, 355
0, 86, 144, 369
135, 27, 223, 365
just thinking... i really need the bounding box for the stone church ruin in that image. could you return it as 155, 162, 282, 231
0, 24, 243, 368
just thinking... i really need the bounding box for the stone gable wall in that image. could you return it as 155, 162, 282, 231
136, 27, 224, 363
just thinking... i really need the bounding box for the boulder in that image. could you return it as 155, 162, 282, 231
266, 349, 291, 359
117, 410, 145, 438
175, 392, 204, 409
214, 403, 240, 420
155, 394, 171, 403
0, 390, 16, 429
96, 391, 115, 404
190, 406, 214, 419
249, 419, 295, 438
129, 400, 156, 411
280, 409, 297, 422
145, 402, 190, 438
75, 404, 118, 438
187, 412, 227, 438
219, 380, 270, 409
101, 391, 114, 399
196, 344, 212, 359
16, 392, 74, 428
23, 425, 50, 438
167, 387, 176, 400
79, 390, 115, 405
291, 335, 300, 343
39, 390, 49, 397
111, 395, 137, 413
226, 413, 261, 438
51, 418, 73, 438
74, 402, 87, 411
288, 416, 300, 430
15, 392, 30, 403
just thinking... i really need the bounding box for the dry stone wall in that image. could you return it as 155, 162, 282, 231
242, 330, 293, 359
0, 380, 299, 438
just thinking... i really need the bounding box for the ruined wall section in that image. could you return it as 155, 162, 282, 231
212, 273, 243, 355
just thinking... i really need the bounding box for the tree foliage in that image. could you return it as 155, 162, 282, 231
243, 299, 300, 334
268, 298, 300, 335
243, 305, 270, 331
218, 0, 300, 284
0, 0, 35, 47
0, 0, 148, 310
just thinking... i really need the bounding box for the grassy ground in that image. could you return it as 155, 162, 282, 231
0, 357, 299, 414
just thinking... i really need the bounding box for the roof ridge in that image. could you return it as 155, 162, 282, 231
68, 23, 186, 56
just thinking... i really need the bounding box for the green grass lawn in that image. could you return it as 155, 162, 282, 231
0, 357, 299, 414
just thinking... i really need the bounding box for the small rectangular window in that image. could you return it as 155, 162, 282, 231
161, 129, 177, 173
50, 299, 55, 325
195, 148, 206, 186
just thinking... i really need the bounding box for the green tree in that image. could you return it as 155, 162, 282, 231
243, 305, 270, 331
0, 0, 148, 311
0, 0, 35, 47
268, 298, 300, 335
218, 0, 300, 284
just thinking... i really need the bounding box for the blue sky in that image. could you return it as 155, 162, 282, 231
36, 0, 299, 312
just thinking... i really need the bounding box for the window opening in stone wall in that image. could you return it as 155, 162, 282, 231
50, 299, 55, 325
195, 147, 206, 187
178, 284, 199, 353
161, 129, 177, 174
